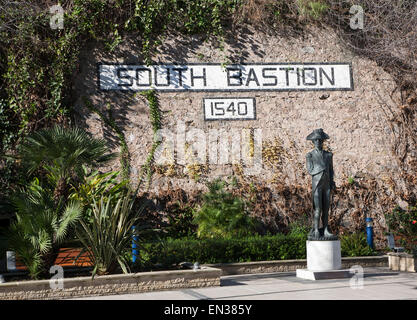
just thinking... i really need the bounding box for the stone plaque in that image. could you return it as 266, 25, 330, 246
98, 63, 353, 91
203, 97, 256, 121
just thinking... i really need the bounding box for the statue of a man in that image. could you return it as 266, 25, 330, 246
306, 128, 337, 240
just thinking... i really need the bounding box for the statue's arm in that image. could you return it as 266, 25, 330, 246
330, 153, 336, 189
306, 153, 314, 175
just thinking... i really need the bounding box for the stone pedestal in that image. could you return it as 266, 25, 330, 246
296, 240, 351, 280
307, 240, 342, 271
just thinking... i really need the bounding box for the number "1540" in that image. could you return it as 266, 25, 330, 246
203, 98, 255, 121
210, 101, 248, 116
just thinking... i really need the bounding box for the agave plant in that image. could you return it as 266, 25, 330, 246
7, 178, 82, 279
17, 125, 116, 202
75, 190, 144, 277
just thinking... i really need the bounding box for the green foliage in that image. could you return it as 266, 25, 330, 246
69, 167, 129, 224
287, 215, 310, 238
297, 0, 329, 20
18, 126, 115, 182
6, 178, 82, 279
140, 234, 307, 267
385, 204, 417, 252
136, 90, 163, 188
165, 204, 197, 239
137, 189, 200, 241
83, 98, 130, 180
125, 0, 239, 63
193, 179, 256, 239
5, 125, 114, 278
75, 190, 144, 277
16, 125, 116, 202
340, 232, 375, 257
0, 99, 16, 152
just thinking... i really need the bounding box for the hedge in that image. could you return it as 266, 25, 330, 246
139, 234, 307, 267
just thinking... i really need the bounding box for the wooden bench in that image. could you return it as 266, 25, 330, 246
15, 248, 93, 271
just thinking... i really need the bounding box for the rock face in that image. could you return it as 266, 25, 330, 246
72, 25, 412, 246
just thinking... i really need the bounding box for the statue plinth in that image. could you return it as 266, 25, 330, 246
296, 239, 351, 280
306, 240, 342, 271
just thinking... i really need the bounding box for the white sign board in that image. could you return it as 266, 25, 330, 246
6, 251, 16, 271
98, 63, 353, 91
203, 97, 255, 121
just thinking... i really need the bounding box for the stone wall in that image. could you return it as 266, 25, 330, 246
72, 24, 413, 246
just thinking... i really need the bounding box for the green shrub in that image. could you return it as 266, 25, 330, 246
297, 0, 329, 20
17, 125, 116, 202
6, 178, 82, 279
166, 204, 197, 239
287, 215, 311, 237
69, 168, 129, 226
193, 179, 256, 239
340, 232, 375, 257
140, 234, 306, 267
385, 204, 417, 253
75, 190, 144, 277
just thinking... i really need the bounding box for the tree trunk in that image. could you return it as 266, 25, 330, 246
40, 248, 60, 278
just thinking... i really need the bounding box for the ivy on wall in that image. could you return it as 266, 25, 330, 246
1, 0, 415, 201
83, 98, 130, 180
137, 90, 163, 190
0, 0, 241, 196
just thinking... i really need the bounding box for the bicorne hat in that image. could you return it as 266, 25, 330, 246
306, 128, 330, 141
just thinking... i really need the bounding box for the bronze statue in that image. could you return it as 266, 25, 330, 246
306, 128, 337, 241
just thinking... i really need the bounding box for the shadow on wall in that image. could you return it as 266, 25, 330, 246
71, 23, 308, 154
71, 39, 149, 150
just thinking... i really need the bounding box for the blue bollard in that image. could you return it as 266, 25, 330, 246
366, 217, 373, 249
132, 226, 139, 263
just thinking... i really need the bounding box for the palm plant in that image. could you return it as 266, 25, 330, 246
193, 179, 255, 239
6, 125, 115, 278
75, 190, 144, 277
7, 178, 82, 279
18, 125, 116, 202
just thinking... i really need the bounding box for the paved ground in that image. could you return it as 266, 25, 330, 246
73, 267, 417, 300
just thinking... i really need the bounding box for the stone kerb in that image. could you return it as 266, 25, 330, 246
0, 266, 221, 300
205, 256, 388, 275
0, 256, 388, 299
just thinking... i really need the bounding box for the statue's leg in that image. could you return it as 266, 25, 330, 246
321, 186, 329, 227
311, 187, 322, 238
322, 186, 334, 237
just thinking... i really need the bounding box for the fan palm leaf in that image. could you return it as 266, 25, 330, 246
55, 201, 82, 243
7, 180, 82, 279
18, 126, 116, 186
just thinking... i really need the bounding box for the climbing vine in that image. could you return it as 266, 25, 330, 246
0, 0, 242, 196
136, 90, 163, 189
1, 0, 416, 216
83, 91, 163, 191
83, 98, 130, 180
